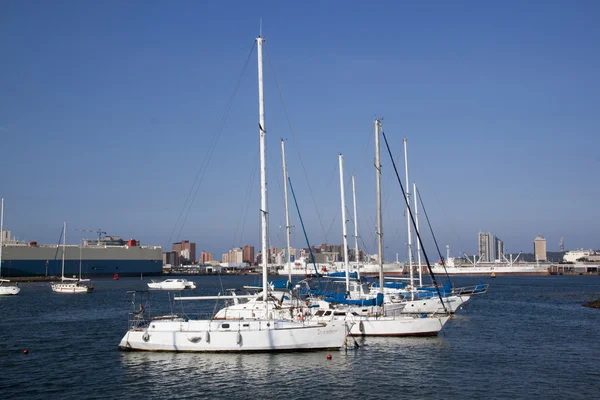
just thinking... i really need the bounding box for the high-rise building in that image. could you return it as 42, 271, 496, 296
478, 232, 504, 262
227, 247, 244, 264
200, 251, 212, 263
243, 245, 255, 264
172, 240, 196, 264
534, 236, 547, 261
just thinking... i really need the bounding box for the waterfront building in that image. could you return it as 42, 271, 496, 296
226, 247, 243, 264
563, 249, 600, 263
172, 240, 196, 264
200, 251, 212, 263
243, 245, 254, 264
534, 236, 547, 261
163, 251, 179, 266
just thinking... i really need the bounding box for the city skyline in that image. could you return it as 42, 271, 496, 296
1, 1, 599, 261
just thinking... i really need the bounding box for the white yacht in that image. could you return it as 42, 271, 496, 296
147, 278, 196, 290
118, 34, 349, 353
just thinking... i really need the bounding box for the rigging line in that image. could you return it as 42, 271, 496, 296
416, 186, 451, 282
324, 216, 337, 242
319, 157, 341, 243
379, 126, 448, 314
349, 122, 377, 179
288, 176, 322, 291
429, 184, 468, 255
232, 151, 259, 248
407, 143, 467, 254
344, 177, 375, 257
343, 204, 370, 259
237, 156, 259, 248
52, 224, 65, 264
265, 142, 286, 247
168, 40, 257, 245
263, 44, 329, 245
177, 41, 256, 241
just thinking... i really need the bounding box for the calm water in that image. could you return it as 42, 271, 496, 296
1, 275, 599, 399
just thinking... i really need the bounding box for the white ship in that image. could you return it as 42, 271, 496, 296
430, 256, 550, 276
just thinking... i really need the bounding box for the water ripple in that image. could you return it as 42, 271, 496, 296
0, 275, 599, 399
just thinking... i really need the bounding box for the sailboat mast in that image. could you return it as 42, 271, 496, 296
0, 198, 4, 277
403, 138, 414, 299
352, 175, 360, 263
79, 238, 83, 280
338, 154, 350, 291
374, 120, 384, 294
281, 139, 292, 282
62, 220, 66, 279
414, 183, 423, 287
257, 36, 269, 301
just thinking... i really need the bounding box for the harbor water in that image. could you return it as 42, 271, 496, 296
1, 275, 599, 399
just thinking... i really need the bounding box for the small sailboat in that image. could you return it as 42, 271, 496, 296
0, 198, 20, 296
51, 221, 94, 294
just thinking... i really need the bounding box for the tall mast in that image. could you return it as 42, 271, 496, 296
375, 120, 384, 294
338, 154, 350, 292
281, 139, 292, 282
351, 175, 360, 263
414, 183, 423, 287
62, 220, 66, 280
403, 138, 414, 299
0, 198, 4, 277
79, 238, 83, 280
257, 35, 268, 301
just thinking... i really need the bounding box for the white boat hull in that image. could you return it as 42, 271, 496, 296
350, 315, 449, 336
118, 318, 348, 352
398, 295, 470, 314
51, 282, 93, 293
0, 285, 20, 295
147, 279, 196, 290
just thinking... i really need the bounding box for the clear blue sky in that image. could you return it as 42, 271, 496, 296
1, 0, 599, 261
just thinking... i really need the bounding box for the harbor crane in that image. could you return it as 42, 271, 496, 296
75, 228, 107, 242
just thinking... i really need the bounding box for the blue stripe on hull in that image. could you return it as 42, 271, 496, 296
0, 259, 162, 277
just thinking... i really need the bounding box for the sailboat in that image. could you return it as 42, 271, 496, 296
0, 198, 20, 296
51, 221, 94, 294
371, 141, 475, 314
118, 34, 349, 352
308, 121, 450, 336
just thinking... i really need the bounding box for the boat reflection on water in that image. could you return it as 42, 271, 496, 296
119, 336, 452, 396
120, 350, 358, 397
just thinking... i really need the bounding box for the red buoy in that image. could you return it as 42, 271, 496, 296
326, 354, 332, 360
23, 349, 29, 355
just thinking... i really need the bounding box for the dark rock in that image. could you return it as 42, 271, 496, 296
583, 299, 600, 309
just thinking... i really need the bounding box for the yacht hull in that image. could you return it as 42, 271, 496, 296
118, 318, 348, 352
51, 283, 93, 293
399, 295, 470, 314
349, 315, 449, 337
